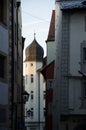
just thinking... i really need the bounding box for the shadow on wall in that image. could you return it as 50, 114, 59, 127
74, 124, 86, 130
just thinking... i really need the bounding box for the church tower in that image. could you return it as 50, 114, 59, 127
24, 36, 45, 130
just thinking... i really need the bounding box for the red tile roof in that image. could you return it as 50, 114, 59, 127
46, 10, 55, 42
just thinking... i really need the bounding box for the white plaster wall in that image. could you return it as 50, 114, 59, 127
69, 12, 86, 76
25, 61, 45, 125
47, 41, 55, 65
0, 82, 8, 104
0, 25, 8, 54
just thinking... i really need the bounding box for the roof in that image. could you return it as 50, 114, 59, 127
56, 0, 86, 10
46, 10, 55, 42
25, 38, 44, 62
41, 60, 55, 79
41, 60, 55, 73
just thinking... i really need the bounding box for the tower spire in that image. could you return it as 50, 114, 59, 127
34, 32, 36, 39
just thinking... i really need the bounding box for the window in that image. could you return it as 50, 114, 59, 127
26, 108, 34, 118
31, 108, 34, 117
31, 91, 34, 100
83, 48, 86, 61
0, 0, 7, 25
47, 79, 54, 89
0, 54, 7, 79
31, 74, 34, 83
26, 109, 32, 117
31, 63, 33, 66
43, 91, 46, 99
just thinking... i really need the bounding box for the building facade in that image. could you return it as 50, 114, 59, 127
41, 10, 55, 130
0, 0, 24, 130
24, 37, 45, 130
46, 10, 55, 65
0, 0, 9, 129
41, 61, 55, 130
53, 0, 86, 130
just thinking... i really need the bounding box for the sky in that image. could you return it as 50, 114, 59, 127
21, 0, 55, 60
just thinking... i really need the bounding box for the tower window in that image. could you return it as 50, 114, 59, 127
31, 74, 34, 83
31, 63, 33, 66
31, 91, 34, 100
31, 108, 34, 117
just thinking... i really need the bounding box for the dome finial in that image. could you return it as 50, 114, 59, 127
34, 32, 36, 39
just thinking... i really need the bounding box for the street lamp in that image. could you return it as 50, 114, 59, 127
22, 91, 30, 104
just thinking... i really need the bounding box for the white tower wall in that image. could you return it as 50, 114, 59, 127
24, 60, 45, 130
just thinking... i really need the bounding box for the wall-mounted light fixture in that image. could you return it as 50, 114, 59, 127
22, 91, 30, 104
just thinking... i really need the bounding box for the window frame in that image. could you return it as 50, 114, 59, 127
47, 79, 54, 89
31, 91, 34, 100
31, 108, 34, 117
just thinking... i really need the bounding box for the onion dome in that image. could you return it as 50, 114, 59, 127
25, 37, 44, 62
